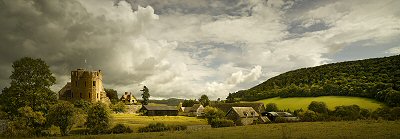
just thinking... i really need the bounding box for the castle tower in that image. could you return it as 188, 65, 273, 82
59, 68, 110, 104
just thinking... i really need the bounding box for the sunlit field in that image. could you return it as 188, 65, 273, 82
46, 120, 400, 139
254, 96, 385, 111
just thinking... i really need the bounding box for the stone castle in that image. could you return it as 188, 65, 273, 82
58, 68, 110, 103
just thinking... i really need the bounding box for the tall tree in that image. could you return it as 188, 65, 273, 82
0, 57, 57, 116
104, 88, 119, 103
48, 101, 77, 136
199, 94, 210, 107
140, 86, 150, 105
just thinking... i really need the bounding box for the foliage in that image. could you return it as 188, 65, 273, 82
105, 89, 119, 104
308, 101, 328, 114
209, 118, 235, 128
265, 103, 278, 112
47, 101, 78, 136
182, 99, 198, 107
138, 123, 187, 133
73, 99, 92, 113
203, 106, 225, 124
4, 106, 46, 137
111, 102, 127, 113
333, 105, 364, 120
199, 94, 210, 107
86, 102, 111, 134
109, 124, 133, 134
141, 86, 150, 105
0, 57, 57, 116
226, 93, 238, 103
149, 98, 185, 106
229, 55, 400, 106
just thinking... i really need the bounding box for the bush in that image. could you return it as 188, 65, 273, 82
73, 100, 92, 113
86, 103, 111, 134
210, 118, 235, 128
333, 105, 362, 121
110, 124, 133, 134
265, 103, 278, 112
203, 106, 225, 123
308, 101, 329, 114
390, 107, 400, 120
138, 123, 187, 133
111, 102, 126, 113
4, 106, 46, 137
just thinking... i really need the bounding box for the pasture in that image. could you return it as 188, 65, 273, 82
47, 120, 400, 139
254, 96, 385, 111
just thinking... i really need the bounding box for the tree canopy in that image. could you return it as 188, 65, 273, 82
0, 57, 57, 116
199, 94, 210, 107
141, 86, 150, 105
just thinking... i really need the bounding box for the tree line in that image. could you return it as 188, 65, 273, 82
228, 55, 400, 106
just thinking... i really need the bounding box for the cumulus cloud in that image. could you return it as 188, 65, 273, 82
1, 0, 399, 100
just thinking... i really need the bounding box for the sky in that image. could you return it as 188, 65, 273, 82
0, 0, 399, 100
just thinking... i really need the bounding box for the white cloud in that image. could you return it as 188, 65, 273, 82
386, 47, 400, 54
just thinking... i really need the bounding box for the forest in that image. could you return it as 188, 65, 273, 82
228, 55, 400, 106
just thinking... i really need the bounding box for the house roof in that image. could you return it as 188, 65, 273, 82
181, 107, 192, 113
227, 107, 259, 118
211, 103, 265, 113
189, 104, 203, 112
142, 105, 178, 111
265, 112, 293, 117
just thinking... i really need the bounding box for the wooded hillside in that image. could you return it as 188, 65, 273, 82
229, 55, 400, 106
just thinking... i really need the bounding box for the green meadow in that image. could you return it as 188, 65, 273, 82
111, 114, 207, 131
43, 120, 400, 139
254, 96, 385, 111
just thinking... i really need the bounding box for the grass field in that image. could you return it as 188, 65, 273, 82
253, 96, 385, 111
111, 114, 207, 131
44, 120, 400, 139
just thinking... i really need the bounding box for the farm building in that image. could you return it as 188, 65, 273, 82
262, 112, 299, 122
211, 103, 265, 114
178, 104, 205, 117
226, 107, 261, 126
140, 105, 178, 116
189, 104, 205, 117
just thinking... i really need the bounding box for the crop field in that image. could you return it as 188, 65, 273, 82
254, 96, 385, 111
111, 114, 208, 131
46, 120, 400, 139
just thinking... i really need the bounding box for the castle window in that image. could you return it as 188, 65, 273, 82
75, 81, 78, 87
97, 93, 99, 99
85, 81, 86, 87
89, 93, 91, 98
93, 81, 96, 86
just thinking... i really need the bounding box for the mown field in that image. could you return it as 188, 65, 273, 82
254, 96, 385, 111
110, 114, 208, 131
43, 120, 400, 139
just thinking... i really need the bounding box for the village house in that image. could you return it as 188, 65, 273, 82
178, 106, 191, 116
140, 105, 178, 116
178, 104, 205, 117
58, 69, 110, 104
120, 92, 138, 104
225, 107, 261, 126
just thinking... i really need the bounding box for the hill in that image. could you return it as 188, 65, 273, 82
252, 96, 384, 111
229, 55, 400, 106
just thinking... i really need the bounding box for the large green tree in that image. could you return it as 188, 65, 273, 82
199, 94, 210, 107
48, 101, 77, 136
105, 88, 119, 104
140, 86, 150, 105
0, 57, 57, 116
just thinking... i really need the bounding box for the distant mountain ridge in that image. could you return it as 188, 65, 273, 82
228, 55, 400, 106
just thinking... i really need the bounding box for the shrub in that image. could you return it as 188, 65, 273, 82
4, 106, 46, 137
86, 103, 111, 134
73, 100, 92, 113
390, 107, 400, 120
298, 110, 319, 122
110, 124, 133, 134
203, 106, 225, 123
265, 103, 279, 112
111, 102, 126, 113
210, 118, 235, 128
333, 105, 362, 121
138, 123, 187, 133
308, 101, 329, 114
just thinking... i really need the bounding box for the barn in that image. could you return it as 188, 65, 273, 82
225, 107, 260, 126
211, 103, 266, 114
140, 105, 178, 116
